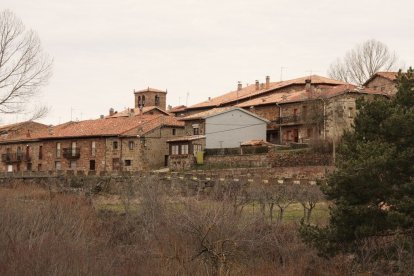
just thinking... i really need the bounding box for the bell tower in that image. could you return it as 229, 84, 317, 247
134, 87, 167, 110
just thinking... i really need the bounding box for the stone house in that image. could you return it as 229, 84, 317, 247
363, 72, 398, 95
236, 84, 388, 144
169, 75, 347, 117
0, 115, 184, 173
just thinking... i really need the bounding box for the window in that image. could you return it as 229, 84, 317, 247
91, 141, 96, 156
192, 124, 200, 135
112, 158, 120, 171
124, 160, 132, 166
70, 160, 76, 169
27, 163, 32, 171
138, 95, 141, 106
55, 161, 61, 170
193, 144, 202, 155
181, 144, 189, 155
39, 145, 43, 160
171, 145, 179, 155
128, 141, 134, 150
71, 142, 77, 156
172, 128, 176, 135
142, 95, 146, 107
348, 107, 355, 118
89, 160, 96, 171
155, 95, 160, 106
113, 141, 118, 150
56, 142, 61, 158
302, 106, 308, 120
37, 163, 42, 171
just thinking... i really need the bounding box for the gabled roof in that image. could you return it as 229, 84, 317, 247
186, 75, 347, 110
168, 105, 187, 113
236, 85, 387, 107
363, 72, 398, 86
134, 87, 167, 94
179, 107, 270, 123
107, 106, 169, 118
0, 115, 184, 143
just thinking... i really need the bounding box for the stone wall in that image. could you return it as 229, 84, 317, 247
267, 149, 332, 167
169, 154, 195, 171
203, 154, 268, 169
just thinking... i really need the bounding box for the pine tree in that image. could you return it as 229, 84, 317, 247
301, 68, 414, 257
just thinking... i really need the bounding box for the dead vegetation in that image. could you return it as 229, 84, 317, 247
0, 178, 404, 275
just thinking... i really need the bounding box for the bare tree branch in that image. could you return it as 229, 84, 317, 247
328, 39, 400, 85
0, 9, 52, 115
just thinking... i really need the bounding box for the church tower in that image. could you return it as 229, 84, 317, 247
134, 87, 167, 110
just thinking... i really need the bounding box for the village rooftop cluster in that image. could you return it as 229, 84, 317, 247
0, 72, 397, 173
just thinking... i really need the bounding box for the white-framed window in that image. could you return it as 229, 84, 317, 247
193, 144, 202, 154
55, 161, 61, 170
91, 141, 96, 156
171, 145, 179, 155
56, 142, 61, 158
181, 144, 189, 155
71, 142, 77, 156
128, 141, 134, 150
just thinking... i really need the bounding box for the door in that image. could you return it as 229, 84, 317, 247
164, 155, 169, 167
293, 129, 299, 143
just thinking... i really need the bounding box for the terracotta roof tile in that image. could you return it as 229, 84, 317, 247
107, 106, 169, 118
236, 84, 386, 107
134, 87, 167, 93
187, 75, 347, 110
0, 115, 184, 143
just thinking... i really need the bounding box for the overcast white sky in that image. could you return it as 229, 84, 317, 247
2, 0, 414, 125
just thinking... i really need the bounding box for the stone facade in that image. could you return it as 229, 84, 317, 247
364, 75, 397, 95
0, 125, 185, 174
134, 88, 167, 110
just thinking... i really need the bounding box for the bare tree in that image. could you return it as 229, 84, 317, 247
0, 10, 52, 115
328, 39, 399, 85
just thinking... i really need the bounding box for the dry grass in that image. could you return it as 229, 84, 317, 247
0, 181, 407, 275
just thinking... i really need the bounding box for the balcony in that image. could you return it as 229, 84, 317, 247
273, 114, 304, 125
1, 152, 24, 163
63, 148, 81, 159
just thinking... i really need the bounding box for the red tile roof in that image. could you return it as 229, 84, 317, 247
236, 84, 387, 107
134, 87, 167, 93
107, 106, 169, 118
186, 75, 347, 110
363, 71, 398, 86
0, 115, 184, 143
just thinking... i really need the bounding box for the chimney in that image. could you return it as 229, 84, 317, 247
100, 115, 104, 119
167, 105, 172, 111
265, 76, 270, 89
305, 79, 312, 92
255, 80, 260, 91
109, 107, 114, 116
237, 81, 242, 91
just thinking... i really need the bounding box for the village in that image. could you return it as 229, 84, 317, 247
0, 72, 395, 174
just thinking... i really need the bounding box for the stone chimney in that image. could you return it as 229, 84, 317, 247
305, 79, 312, 92
265, 76, 270, 89
237, 81, 242, 91
109, 108, 114, 116
255, 80, 260, 91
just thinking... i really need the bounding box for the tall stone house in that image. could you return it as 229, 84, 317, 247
171, 75, 389, 144
363, 72, 398, 95
0, 88, 185, 173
